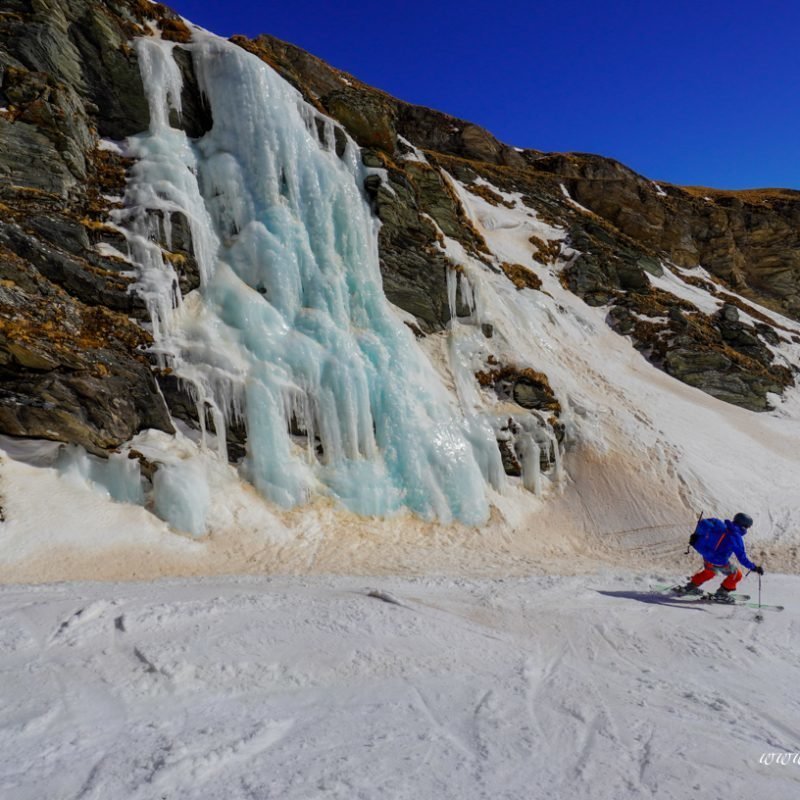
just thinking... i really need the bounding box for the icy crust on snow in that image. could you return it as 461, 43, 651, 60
118, 34, 499, 527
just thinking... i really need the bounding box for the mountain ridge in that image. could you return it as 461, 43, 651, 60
1, 1, 799, 551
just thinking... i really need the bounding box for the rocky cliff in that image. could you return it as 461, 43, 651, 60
1, 0, 798, 464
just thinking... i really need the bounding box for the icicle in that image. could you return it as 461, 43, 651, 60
446, 267, 459, 323
56, 445, 144, 505
321, 117, 336, 152
459, 273, 475, 321
208, 404, 228, 460
55, 444, 93, 488
551, 429, 565, 483
104, 452, 146, 504
162, 211, 173, 250
133, 38, 183, 131
519, 435, 542, 496
152, 460, 210, 536
464, 418, 507, 492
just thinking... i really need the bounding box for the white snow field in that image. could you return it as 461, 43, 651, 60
1, 573, 798, 800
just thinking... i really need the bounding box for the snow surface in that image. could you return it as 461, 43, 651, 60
98, 138, 125, 153
1, 573, 798, 800
647, 264, 723, 315
397, 135, 428, 163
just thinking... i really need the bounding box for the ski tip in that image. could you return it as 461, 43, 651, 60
745, 603, 784, 612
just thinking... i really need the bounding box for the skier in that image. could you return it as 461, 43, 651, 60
675, 512, 764, 603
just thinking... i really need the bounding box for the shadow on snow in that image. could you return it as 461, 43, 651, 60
595, 589, 707, 611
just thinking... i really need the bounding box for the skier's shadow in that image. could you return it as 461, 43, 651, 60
596, 590, 706, 611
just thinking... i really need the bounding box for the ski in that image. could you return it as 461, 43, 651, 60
650, 583, 750, 601
740, 601, 784, 612
697, 592, 750, 605
650, 584, 782, 611
699, 596, 783, 612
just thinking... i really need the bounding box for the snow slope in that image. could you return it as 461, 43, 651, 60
439, 175, 800, 560
1, 573, 798, 800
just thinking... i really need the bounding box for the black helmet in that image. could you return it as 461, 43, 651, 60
733, 512, 753, 529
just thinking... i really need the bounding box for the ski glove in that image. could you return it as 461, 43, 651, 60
754, 565, 765, 576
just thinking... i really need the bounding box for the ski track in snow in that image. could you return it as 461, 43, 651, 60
1, 574, 799, 800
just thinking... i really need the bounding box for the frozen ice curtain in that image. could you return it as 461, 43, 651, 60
118, 33, 502, 530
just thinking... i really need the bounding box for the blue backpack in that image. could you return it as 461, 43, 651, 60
688, 517, 726, 555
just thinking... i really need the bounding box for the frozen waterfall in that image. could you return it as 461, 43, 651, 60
118, 31, 503, 527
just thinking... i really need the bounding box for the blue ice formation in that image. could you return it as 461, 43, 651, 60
56, 445, 145, 506
119, 32, 502, 528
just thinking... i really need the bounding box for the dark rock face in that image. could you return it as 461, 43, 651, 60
148, 210, 201, 296
0, 0, 186, 452
324, 88, 396, 152
366, 164, 453, 332
0, 230, 174, 453
1, 0, 153, 144
662, 348, 783, 412
361, 151, 492, 332
534, 154, 800, 320
171, 46, 213, 139
605, 286, 792, 410
476, 366, 561, 417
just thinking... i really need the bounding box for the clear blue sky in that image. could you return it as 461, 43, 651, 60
169, 0, 799, 190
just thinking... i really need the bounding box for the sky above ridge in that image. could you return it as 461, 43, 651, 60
167, 0, 800, 190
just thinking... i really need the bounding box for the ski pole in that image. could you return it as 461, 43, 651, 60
758, 572, 762, 609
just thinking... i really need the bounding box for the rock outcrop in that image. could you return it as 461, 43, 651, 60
535, 154, 800, 319
0, 0, 185, 452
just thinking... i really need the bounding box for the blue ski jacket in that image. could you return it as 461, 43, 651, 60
693, 518, 756, 570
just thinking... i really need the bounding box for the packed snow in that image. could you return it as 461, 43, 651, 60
1, 574, 798, 800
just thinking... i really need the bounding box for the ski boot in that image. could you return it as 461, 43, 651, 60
712, 586, 735, 604
673, 581, 703, 597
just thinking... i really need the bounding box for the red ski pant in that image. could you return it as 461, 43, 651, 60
691, 561, 742, 591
